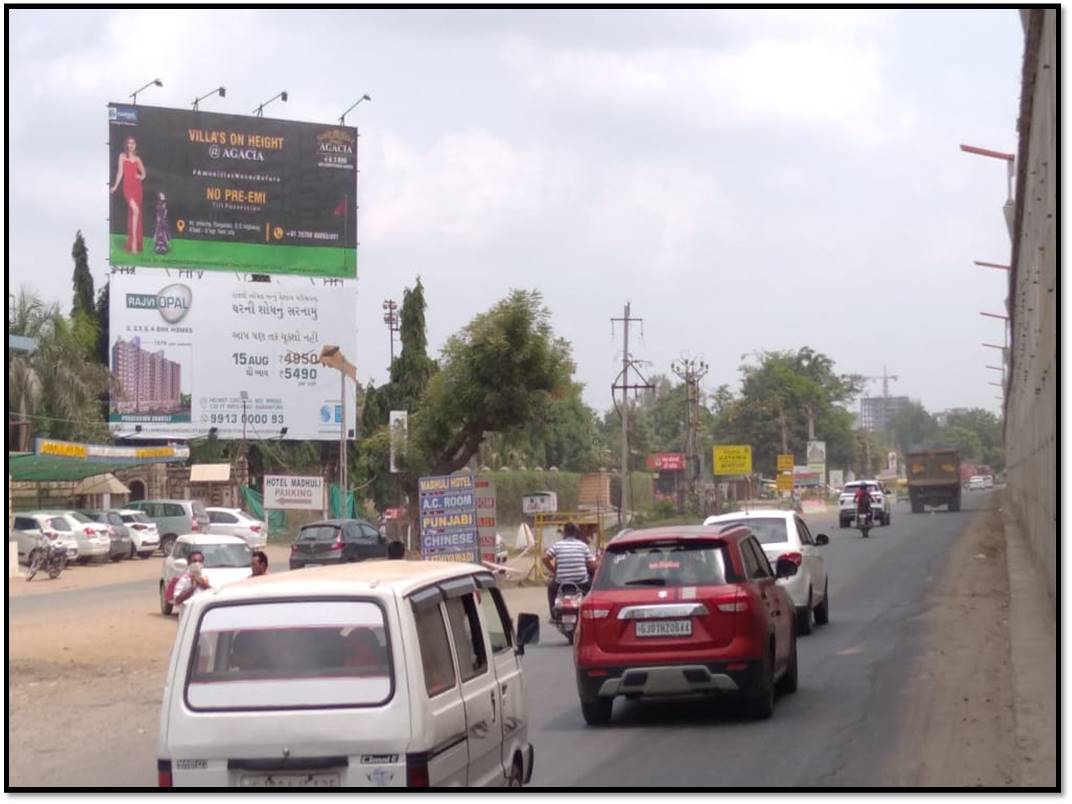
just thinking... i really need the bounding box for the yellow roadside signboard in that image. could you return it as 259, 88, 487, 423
776, 472, 794, 491
776, 454, 794, 471
713, 445, 753, 475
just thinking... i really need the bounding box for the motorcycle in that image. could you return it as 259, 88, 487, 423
857, 509, 873, 539
552, 581, 586, 645
26, 536, 69, 581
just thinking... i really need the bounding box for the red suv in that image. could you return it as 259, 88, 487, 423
574, 525, 799, 724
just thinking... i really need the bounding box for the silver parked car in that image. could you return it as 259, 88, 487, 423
79, 510, 134, 561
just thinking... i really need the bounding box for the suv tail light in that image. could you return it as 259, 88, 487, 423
581, 607, 610, 620
405, 755, 429, 788
250, 524, 263, 533
157, 759, 173, 788
777, 551, 803, 566
43, 530, 58, 541
715, 592, 749, 613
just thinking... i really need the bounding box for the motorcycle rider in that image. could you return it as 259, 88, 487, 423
542, 522, 597, 621
854, 482, 874, 525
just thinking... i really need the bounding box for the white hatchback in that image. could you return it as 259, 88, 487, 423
704, 510, 830, 635
205, 507, 268, 548
159, 534, 253, 616
118, 509, 161, 557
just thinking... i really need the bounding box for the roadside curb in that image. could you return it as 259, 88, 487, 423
1001, 494, 1058, 787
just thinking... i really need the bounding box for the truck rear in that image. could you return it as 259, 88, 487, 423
905, 448, 961, 513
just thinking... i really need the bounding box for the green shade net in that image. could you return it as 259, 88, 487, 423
240, 485, 287, 532
329, 484, 356, 519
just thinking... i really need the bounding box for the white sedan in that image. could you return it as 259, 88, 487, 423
704, 510, 830, 635
205, 507, 268, 548
159, 534, 252, 616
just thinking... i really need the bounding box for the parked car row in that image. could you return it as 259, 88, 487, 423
12, 511, 113, 565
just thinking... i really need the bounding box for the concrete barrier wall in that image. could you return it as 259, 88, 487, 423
1004, 8, 1056, 599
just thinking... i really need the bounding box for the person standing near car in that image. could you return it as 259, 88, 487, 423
250, 550, 268, 577
542, 522, 597, 620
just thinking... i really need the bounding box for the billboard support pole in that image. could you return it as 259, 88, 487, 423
339, 371, 347, 508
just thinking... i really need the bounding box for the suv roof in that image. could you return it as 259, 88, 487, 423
607, 524, 750, 549
301, 519, 374, 528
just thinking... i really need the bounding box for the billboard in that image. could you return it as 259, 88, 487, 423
108, 103, 357, 278
419, 474, 479, 564
107, 271, 357, 441
645, 452, 686, 472
476, 479, 497, 565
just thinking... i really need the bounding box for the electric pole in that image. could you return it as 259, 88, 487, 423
611, 303, 653, 524
672, 356, 708, 513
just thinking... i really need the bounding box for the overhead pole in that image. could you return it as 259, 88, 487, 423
672, 356, 709, 513
611, 303, 653, 525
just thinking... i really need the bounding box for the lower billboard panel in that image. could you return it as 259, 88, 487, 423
108, 271, 356, 441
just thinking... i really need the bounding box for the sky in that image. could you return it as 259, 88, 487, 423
6, 8, 1024, 418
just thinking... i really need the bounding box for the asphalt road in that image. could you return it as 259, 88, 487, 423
8, 493, 992, 788
523, 495, 992, 788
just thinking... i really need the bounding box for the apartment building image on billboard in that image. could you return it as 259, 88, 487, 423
111, 336, 186, 414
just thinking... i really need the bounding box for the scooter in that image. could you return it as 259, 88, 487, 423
857, 509, 873, 539
552, 581, 585, 645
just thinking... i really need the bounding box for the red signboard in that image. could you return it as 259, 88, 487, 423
646, 453, 687, 471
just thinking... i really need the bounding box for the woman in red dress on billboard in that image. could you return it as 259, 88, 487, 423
111, 136, 147, 253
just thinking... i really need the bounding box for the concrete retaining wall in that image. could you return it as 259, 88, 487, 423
1004, 8, 1056, 600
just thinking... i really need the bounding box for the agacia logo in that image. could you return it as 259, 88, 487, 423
317, 128, 355, 155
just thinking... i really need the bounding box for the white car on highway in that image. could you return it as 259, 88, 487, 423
205, 507, 268, 548
704, 510, 830, 635
159, 534, 252, 615
838, 481, 892, 527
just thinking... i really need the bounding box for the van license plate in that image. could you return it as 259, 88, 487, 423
636, 619, 692, 637
241, 773, 340, 787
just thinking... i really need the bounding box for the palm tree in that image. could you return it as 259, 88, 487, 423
8, 286, 111, 443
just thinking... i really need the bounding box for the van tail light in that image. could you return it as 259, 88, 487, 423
157, 759, 173, 788
405, 755, 429, 788
581, 607, 610, 620
715, 592, 749, 613
778, 551, 803, 566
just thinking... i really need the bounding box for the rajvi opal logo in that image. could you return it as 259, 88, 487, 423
125, 284, 192, 324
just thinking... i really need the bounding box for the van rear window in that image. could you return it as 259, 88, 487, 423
186, 601, 393, 710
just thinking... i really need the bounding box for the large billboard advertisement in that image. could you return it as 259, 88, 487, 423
108, 103, 357, 278
107, 271, 357, 441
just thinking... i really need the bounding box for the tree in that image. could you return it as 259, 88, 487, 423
8, 287, 110, 442
943, 408, 1004, 471
71, 231, 95, 319
887, 401, 939, 455
395, 289, 573, 521
94, 280, 110, 366
710, 348, 862, 475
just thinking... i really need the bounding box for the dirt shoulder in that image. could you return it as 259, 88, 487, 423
888, 491, 1044, 787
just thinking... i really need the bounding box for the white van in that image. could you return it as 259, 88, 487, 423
158, 560, 540, 788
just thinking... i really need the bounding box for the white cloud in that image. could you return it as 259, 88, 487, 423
503, 22, 916, 147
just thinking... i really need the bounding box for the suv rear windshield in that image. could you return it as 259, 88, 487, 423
595, 541, 733, 589
299, 525, 340, 541
715, 518, 789, 545
186, 600, 392, 710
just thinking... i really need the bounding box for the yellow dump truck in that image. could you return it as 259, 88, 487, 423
905, 448, 961, 513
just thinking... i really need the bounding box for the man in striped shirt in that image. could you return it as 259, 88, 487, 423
542, 522, 597, 619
